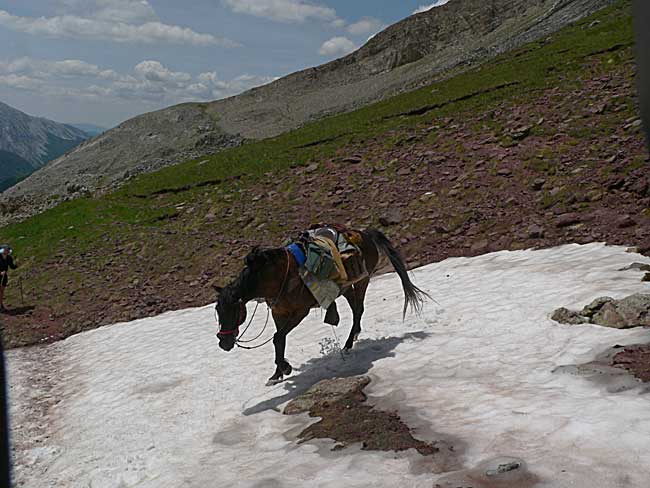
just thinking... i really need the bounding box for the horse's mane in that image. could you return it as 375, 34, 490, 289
221, 247, 286, 303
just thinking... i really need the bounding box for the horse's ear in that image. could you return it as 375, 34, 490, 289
245, 246, 262, 268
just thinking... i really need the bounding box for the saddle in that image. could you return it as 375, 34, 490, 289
288, 225, 368, 309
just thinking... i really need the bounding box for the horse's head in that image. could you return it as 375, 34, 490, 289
214, 286, 247, 352
213, 247, 284, 351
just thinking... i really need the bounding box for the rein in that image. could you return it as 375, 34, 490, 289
216, 248, 293, 350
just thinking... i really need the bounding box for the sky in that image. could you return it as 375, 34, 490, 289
0, 0, 451, 128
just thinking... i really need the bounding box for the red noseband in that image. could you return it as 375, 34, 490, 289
216, 301, 246, 338
217, 327, 239, 337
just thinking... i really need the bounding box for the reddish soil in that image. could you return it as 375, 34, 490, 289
612, 345, 650, 382
298, 384, 442, 456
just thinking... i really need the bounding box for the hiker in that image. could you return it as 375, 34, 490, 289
0, 247, 17, 312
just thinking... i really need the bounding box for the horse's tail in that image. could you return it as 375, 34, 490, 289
364, 228, 431, 318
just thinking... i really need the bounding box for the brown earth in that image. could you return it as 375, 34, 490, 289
286, 376, 446, 458
612, 345, 650, 381
1, 46, 649, 349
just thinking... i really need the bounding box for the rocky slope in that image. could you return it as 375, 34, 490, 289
0, 1, 645, 348
1, 0, 615, 212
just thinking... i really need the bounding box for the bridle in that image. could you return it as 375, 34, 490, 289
215, 299, 246, 338
216, 248, 292, 347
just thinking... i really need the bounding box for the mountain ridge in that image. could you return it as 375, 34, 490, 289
1, 0, 616, 213
0, 101, 88, 168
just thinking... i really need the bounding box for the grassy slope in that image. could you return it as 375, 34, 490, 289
0, 0, 642, 346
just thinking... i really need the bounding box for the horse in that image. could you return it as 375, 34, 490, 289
214, 227, 429, 385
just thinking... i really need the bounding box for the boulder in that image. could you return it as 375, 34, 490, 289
283, 376, 371, 415
580, 296, 614, 317
551, 307, 587, 325
379, 209, 402, 226
592, 294, 650, 329
553, 294, 650, 329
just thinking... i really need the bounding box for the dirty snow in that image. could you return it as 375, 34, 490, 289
8, 243, 650, 487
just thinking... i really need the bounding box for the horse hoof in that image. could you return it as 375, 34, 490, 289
266, 376, 283, 386
282, 363, 293, 376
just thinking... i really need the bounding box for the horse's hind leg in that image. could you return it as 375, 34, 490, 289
343, 278, 369, 350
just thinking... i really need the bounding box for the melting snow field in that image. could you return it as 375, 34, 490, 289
8, 243, 650, 488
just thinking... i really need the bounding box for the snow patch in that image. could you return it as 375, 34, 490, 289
8, 243, 650, 487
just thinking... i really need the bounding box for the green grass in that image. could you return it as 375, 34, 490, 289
0, 0, 635, 273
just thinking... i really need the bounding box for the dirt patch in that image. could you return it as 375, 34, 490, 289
612, 344, 650, 382
285, 376, 447, 457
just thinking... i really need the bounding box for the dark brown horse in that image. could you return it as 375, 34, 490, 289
214, 228, 428, 385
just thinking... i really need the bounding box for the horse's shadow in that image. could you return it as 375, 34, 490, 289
241, 331, 430, 416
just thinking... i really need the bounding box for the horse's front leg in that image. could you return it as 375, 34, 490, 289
268, 331, 292, 385
267, 311, 307, 386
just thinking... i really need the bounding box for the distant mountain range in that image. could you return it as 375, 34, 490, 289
0, 101, 89, 191
69, 123, 107, 137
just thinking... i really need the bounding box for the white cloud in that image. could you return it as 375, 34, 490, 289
346, 17, 385, 36
0, 55, 276, 106
222, 0, 339, 24
413, 1, 451, 15
133, 60, 192, 85
91, 0, 159, 24
0, 74, 44, 91
197, 71, 277, 98
0, 57, 121, 81
0, 8, 237, 47
319, 37, 356, 57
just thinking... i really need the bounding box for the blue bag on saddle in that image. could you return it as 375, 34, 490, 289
286, 243, 306, 267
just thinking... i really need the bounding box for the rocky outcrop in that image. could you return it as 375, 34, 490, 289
283, 376, 371, 415
1, 0, 616, 215
552, 294, 650, 329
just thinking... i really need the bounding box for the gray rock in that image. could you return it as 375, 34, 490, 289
283, 376, 371, 415
580, 296, 614, 317
471, 239, 490, 253
556, 294, 650, 329
435, 456, 538, 488
591, 294, 650, 329
619, 262, 650, 272
552, 307, 587, 325
555, 212, 581, 228
531, 178, 546, 191
379, 209, 402, 226
617, 215, 637, 228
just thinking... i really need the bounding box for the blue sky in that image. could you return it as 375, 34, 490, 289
0, 0, 450, 128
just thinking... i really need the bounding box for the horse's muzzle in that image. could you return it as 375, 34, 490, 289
218, 336, 236, 352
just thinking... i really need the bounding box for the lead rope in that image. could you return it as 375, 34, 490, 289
234, 302, 259, 341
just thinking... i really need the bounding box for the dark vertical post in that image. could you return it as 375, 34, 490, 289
634, 0, 650, 150
0, 336, 11, 487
